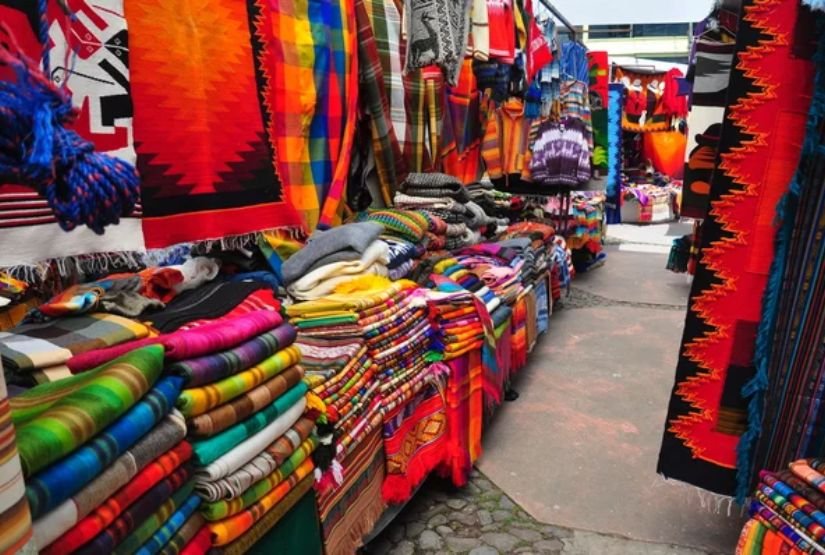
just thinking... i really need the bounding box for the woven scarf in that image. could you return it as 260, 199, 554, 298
191, 383, 309, 466
26, 376, 183, 519
15, 345, 163, 477
177, 346, 301, 417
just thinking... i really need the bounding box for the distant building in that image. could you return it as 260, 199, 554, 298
575, 23, 692, 66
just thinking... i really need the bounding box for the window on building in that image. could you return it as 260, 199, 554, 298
587, 24, 632, 39
632, 23, 690, 37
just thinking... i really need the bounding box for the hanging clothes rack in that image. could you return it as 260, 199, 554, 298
537, 0, 577, 40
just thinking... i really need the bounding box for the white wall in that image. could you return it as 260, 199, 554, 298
551, 0, 716, 25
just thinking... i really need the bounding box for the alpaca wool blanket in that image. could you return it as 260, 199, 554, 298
206, 457, 315, 546
32, 412, 187, 550
658, 0, 817, 496
134, 494, 201, 555
113, 481, 196, 555
382, 383, 448, 503
188, 366, 305, 438
191, 383, 308, 466
154, 511, 204, 555
44, 441, 192, 554
0, 313, 151, 377
14, 345, 163, 477
177, 345, 302, 417
124, 0, 303, 248
168, 325, 297, 387
197, 418, 315, 504
68, 311, 283, 373
194, 398, 307, 487
26, 376, 183, 519
74, 465, 193, 555
201, 436, 317, 521
282, 223, 383, 285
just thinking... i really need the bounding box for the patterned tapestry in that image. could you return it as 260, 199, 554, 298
587, 51, 609, 171
658, 0, 816, 496
0, 0, 146, 268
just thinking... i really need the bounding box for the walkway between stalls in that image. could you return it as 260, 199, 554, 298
367, 222, 745, 555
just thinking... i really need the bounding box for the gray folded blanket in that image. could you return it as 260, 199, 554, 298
282, 222, 383, 285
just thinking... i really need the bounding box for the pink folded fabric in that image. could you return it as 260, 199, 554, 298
67, 311, 284, 373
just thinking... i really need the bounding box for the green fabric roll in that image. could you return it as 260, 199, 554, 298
251, 490, 322, 555
14, 345, 163, 477
191, 382, 308, 466
114, 480, 196, 555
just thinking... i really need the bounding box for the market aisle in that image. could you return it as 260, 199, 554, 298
478, 240, 745, 553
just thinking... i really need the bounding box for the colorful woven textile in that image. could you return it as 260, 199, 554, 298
67, 311, 283, 373
197, 418, 316, 503
134, 494, 201, 555
382, 382, 448, 503
0, 313, 151, 377
177, 345, 301, 417
188, 365, 305, 438
211, 481, 319, 555
112, 481, 196, 555
154, 512, 204, 555
658, 0, 816, 496
124, 0, 303, 248
44, 441, 192, 554
167, 325, 296, 387
207, 457, 314, 546
26, 376, 182, 519
33, 414, 188, 551
74, 465, 193, 555
0, 363, 33, 555
740, 24, 825, 499
438, 350, 483, 486
191, 382, 308, 466
14, 345, 162, 477
318, 426, 386, 555
179, 526, 211, 555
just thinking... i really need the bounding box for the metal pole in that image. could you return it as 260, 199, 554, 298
537, 0, 577, 40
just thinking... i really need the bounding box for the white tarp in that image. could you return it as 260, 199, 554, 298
550, 0, 716, 25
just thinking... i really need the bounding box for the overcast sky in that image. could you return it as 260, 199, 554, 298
550, 0, 716, 25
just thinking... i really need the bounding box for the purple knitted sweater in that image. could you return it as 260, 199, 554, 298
529, 117, 592, 186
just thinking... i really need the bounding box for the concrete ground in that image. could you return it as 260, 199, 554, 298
366, 223, 744, 554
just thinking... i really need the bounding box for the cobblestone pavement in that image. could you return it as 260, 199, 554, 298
363, 470, 716, 555
558, 286, 686, 312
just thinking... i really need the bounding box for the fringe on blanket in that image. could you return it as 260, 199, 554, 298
2, 226, 306, 289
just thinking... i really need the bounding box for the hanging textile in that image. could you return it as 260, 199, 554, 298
588, 51, 609, 171
605, 83, 623, 224
680, 3, 743, 219
403, 0, 472, 86
658, 0, 816, 496
0, 1, 145, 270
738, 18, 825, 500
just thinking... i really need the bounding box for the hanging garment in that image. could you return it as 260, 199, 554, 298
404, 68, 448, 172
468, 0, 490, 61
487, 0, 516, 63
658, 0, 816, 497
529, 118, 592, 186
403, 0, 472, 85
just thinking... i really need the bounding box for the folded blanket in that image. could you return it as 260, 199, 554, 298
401, 173, 469, 202
135, 494, 202, 555
67, 311, 283, 374
207, 458, 315, 545
32, 412, 187, 549
74, 465, 193, 555
15, 345, 163, 477
156, 511, 205, 555
45, 441, 192, 554
196, 417, 314, 503
0, 313, 151, 376
194, 395, 307, 485
191, 383, 308, 466
167, 324, 297, 387
177, 346, 301, 418
113, 480, 196, 555
179, 526, 211, 555
282, 222, 384, 285
201, 436, 317, 521
287, 241, 391, 301
26, 376, 183, 518
188, 365, 305, 438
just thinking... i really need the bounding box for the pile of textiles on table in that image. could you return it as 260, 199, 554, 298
736, 459, 825, 554
352, 210, 430, 280
288, 278, 450, 554
395, 173, 501, 250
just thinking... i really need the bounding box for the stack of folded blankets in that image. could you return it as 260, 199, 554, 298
737, 459, 825, 554
14, 345, 193, 554
395, 173, 497, 250
172, 313, 318, 554
353, 209, 430, 280
287, 278, 449, 554
281, 222, 390, 301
